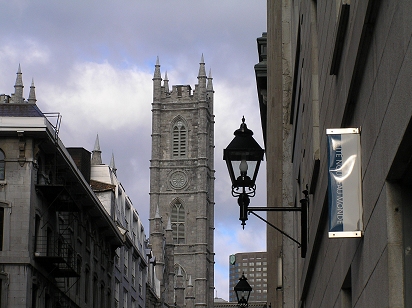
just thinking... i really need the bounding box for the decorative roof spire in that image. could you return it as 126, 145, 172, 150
166, 215, 172, 231
110, 152, 117, 174
155, 205, 161, 219
198, 54, 207, 78
163, 71, 169, 93
91, 134, 103, 165
207, 68, 214, 92
28, 78, 37, 103
153, 56, 161, 80
14, 64, 24, 103
153, 56, 162, 100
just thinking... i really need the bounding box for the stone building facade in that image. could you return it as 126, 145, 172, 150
149, 56, 215, 307
90, 135, 159, 308
0, 67, 124, 307
259, 0, 412, 307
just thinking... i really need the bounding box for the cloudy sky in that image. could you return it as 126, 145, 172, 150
0, 0, 267, 301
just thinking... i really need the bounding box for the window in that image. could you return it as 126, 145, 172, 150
131, 257, 136, 287
123, 289, 128, 308
115, 248, 120, 268
124, 248, 129, 277
171, 202, 185, 244
0, 208, 5, 251
85, 267, 90, 304
93, 275, 98, 308
100, 282, 105, 308
114, 279, 120, 307
0, 150, 5, 180
125, 201, 130, 228
138, 266, 143, 294
76, 256, 82, 295
172, 121, 187, 157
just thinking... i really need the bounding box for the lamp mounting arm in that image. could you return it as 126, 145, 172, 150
245, 189, 309, 258
249, 211, 301, 247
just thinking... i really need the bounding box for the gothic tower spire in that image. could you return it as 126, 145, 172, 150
197, 54, 207, 101
153, 56, 162, 100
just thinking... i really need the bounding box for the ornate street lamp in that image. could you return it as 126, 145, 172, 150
223, 117, 308, 258
234, 273, 252, 307
223, 117, 264, 228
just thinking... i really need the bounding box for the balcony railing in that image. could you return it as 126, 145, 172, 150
34, 235, 80, 277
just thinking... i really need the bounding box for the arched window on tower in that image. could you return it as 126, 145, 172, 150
0, 149, 5, 180
171, 202, 185, 244
172, 121, 187, 157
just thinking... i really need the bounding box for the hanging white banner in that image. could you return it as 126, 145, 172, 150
326, 128, 363, 238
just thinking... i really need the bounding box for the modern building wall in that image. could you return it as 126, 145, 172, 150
149, 56, 215, 307
229, 252, 268, 303
0, 68, 124, 308
262, 0, 412, 307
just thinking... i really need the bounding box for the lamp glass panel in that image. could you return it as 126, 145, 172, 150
231, 160, 258, 181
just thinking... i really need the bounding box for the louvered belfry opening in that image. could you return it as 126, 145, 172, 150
173, 121, 186, 157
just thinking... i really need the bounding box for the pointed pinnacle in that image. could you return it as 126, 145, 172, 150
198, 54, 206, 78
207, 68, 214, 92
15, 64, 24, 87
94, 134, 101, 151
155, 205, 161, 219
28, 78, 37, 103
164, 71, 170, 93
110, 152, 116, 171
153, 56, 161, 79
166, 216, 172, 230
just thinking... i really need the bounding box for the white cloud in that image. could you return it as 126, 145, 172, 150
0, 40, 50, 65
41, 61, 153, 135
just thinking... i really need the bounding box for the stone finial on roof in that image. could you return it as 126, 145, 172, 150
153, 56, 162, 100
198, 54, 207, 78
91, 134, 103, 165
207, 68, 213, 92
155, 205, 161, 219
110, 152, 117, 174
164, 71, 169, 93
153, 56, 161, 80
28, 78, 37, 103
166, 215, 172, 231
14, 64, 24, 103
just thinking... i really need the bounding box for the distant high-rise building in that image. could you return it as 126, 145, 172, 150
229, 252, 268, 303
149, 56, 215, 307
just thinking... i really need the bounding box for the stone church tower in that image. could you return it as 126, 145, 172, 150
149, 56, 215, 307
